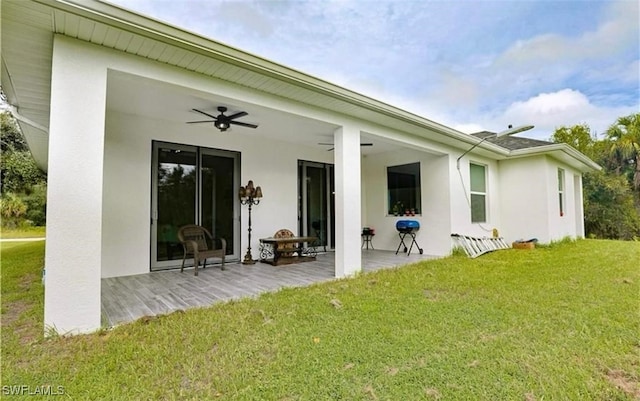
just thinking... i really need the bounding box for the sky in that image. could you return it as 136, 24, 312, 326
108, 0, 638, 140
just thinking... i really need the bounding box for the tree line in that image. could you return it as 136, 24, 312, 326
551, 113, 640, 240
1, 110, 639, 239
0, 112, 47, 228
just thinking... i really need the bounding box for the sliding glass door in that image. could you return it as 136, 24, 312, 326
298, 161, 335, 250
151, 142, 240, 270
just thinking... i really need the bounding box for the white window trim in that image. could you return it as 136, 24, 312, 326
558, 168, 565, 217
469, 162, 488, 223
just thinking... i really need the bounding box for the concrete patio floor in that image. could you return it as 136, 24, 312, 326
101, 250, 436, 327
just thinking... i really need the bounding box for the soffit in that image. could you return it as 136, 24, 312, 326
1, 0, 55, 169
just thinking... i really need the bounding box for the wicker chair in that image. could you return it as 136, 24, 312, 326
177, 225, 226, 276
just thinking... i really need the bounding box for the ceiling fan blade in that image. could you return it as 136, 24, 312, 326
227, 111, 248, 120
192, 108, 219, 120
229, 121, 258, 129
186, 120, 216, 124
319, 142, 373, 146
327, 147, 334, 151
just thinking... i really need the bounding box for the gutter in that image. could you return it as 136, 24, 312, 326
6, 105, 48, 133
509, 143, 601, 172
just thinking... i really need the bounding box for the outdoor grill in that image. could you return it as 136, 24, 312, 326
395, 220, 423, 255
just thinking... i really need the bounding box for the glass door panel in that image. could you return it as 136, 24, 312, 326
307, 165, 327, 247
152, 142, 240, 271
299, 161, 334, 250
328, 164, 335, 249
154, 145, 197, 267
201, 152, 237, 256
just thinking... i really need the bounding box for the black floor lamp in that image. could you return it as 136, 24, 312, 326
239, 180, 262, 265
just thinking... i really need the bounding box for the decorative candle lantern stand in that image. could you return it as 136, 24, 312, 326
239, 180, 263, 265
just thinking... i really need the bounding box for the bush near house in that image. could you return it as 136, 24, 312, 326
2, 240, 639, 400
551, 113, 640, 240
0, 111, 47, 230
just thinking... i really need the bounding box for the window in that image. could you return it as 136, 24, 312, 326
558, 168, 565, 217
469, 163, 487, 223
387, 162, 421, 215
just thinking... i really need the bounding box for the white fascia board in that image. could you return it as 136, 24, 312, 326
509, 144, 601, 172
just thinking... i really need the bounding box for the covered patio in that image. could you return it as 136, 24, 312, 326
3, 0, 458, 335
101, 250, 436, 327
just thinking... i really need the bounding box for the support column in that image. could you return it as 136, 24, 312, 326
44, 36, 107, 335
334, 125, 362, 277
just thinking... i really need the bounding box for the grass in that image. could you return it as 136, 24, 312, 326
0, 226, 46, 239
1, 240, 639, 400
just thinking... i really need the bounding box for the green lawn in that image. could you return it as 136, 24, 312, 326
0, 226, 46, 239
1, 240, 639, 400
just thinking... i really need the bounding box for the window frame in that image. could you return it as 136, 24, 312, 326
558, 168, 565, 217
386, 162, 422, 216
469, 162, 487, 223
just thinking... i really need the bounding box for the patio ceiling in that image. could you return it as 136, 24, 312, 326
106, 71, 400, 155
2, 0, 485, 172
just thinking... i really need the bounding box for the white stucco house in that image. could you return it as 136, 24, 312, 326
1, 0, 599, 334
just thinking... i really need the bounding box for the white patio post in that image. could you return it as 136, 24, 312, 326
334, 125, 362, 277
44, 37, 107, 335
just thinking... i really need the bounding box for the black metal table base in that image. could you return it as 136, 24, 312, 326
395, 232, 423, 256
361, 234, 374, 249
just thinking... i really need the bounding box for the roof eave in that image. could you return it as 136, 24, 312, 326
36, 0, 474, 144
509, 143, 601, 172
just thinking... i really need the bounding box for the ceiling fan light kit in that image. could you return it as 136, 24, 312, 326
187, 106, 258, 132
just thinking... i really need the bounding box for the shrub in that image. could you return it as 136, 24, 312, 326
584, 171, 640, 239
22, 185, 47, 226
0, 193, 27, 228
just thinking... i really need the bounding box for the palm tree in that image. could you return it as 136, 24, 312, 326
607, 113, 640, 191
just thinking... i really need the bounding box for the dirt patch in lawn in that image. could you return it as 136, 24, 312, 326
606, 369, 640, 399
2, 299, 31, 327
1, 299, 40, 345
18, 272, 38, 290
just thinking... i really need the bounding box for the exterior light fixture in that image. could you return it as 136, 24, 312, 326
456, 125, 534, 170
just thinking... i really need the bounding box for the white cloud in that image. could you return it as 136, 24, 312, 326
430, 69, 481, 110
453, 123, 485, 134
623, 60, 640, 83
213, 3, 275, 38
507, 89, 590, 116
437, 1, 639, 139
497, 1, 638, 67
490, 89, 637, 138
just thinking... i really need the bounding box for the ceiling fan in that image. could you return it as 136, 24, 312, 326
187, 107, 258, 132
318, 142, 373, 151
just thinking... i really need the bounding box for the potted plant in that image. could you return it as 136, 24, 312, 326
391, 201, 403, 216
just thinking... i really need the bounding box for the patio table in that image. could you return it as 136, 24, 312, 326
259, 236, 318, 266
